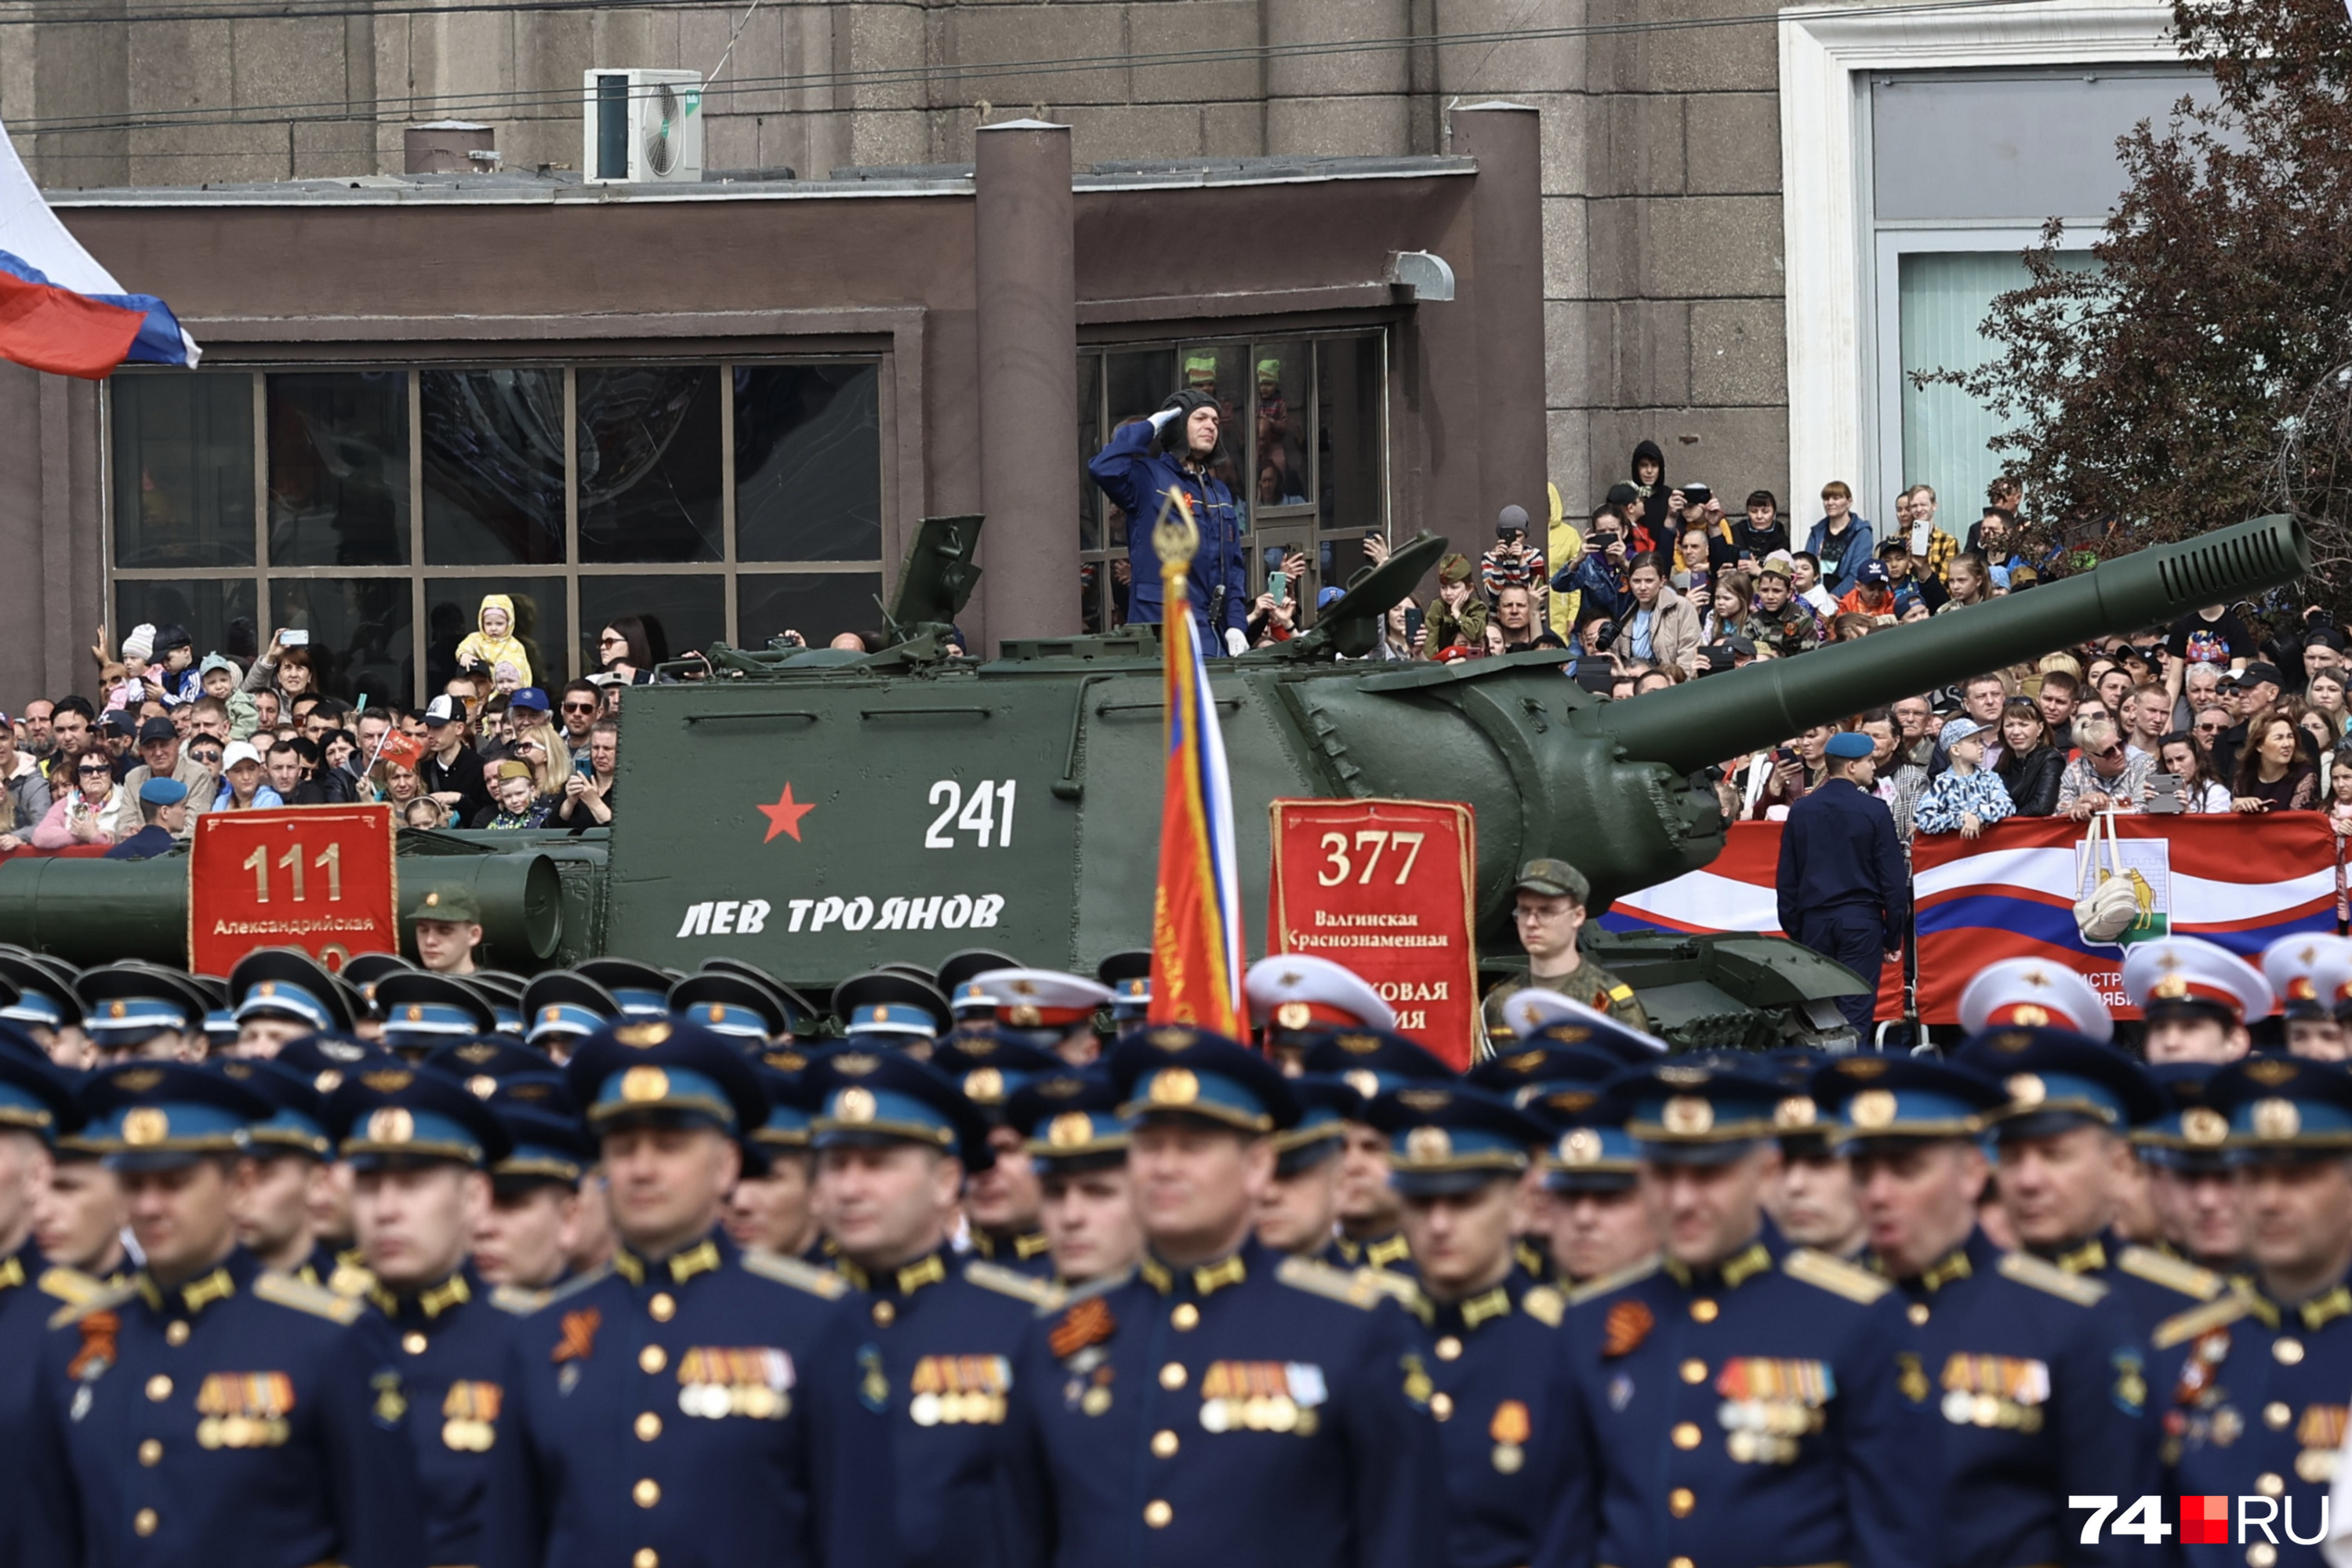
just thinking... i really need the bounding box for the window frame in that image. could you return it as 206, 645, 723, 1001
103, 355, 889, 702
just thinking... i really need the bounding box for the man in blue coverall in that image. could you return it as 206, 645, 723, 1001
1088, 390, 1250, 652
1776, 729, 1907, 1040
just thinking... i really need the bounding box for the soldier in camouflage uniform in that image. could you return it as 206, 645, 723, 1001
1482, 859, 1652, 1041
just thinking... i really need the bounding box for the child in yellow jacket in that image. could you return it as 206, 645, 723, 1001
453, 593, 533, 688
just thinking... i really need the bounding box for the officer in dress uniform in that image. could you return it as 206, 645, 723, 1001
1483, 859, 1653, 1040
76, 963, 212, 1062
376, 972, 499, 1059
0, 1028, 100, 1568
2157, 1055, 2352, 1566
1097, 951, 1152, 1028
807, 1046, 1062, 1568
1812, 1052, 2161, 1568
572, 960, 677, 1022
934, 1034, 1065, 1277
1552, 1055, 1933, 1568
498, 1017, 892, 1568
476, 1079, 596, 1292
1007, 1069, 1142, 1288
725, 1059, 826, 1264
1302, 1029, 1454, 1275
1368, 1083, 1582, 1568
519, 971, 620, 1062
1774, 732, 1907, 1041
1523, 1070, 1661, 1288
696, 960, 818, 1043
831, 970, 954, 1053
1252, 1075, 1361, 1266
2134, 1062, 2250, 1275
1759, 1050, 1868, 1261
2122, 936, 2274, 1065
0, 948, 87, 1062
326, 1062, 525, 1568
25, 1060, 428, 1568
970, 970, 1116, 1067
2263, 934, 2352, 1060
999, 1026, 1446, 1568
223, 948, 355, 1059
214, 1057, 342, 1285
1243, 954, 1396, 1075
1956, 1025, 2230, 1340
275, 1033, 403, 1295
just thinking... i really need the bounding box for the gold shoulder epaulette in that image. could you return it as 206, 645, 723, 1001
489, 1284, 550, 1317
1606, 983, 1635, 1003
964, 1261, 1067, 1309
540, 1267, 611, 1308
1276, 1254, 1382, 1309
2118, 1244, 2225, 1302
1998, 1250, 2109, 1307
1043, 1269, 1131, 1315
1520, 1284, 1566, 1328
1566, 1257, 1661, 1307
1784, 1247, 1893, 1305
47, 1279, 137, 1330
742, 1250, 853, 1300
38, 1266, 101, 1308
1356, 1267, 1421, 1305
252, 1271, 365, 1325
2153, 1292, 2252, 1350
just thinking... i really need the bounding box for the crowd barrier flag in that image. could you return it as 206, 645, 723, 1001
1601, 814, 2339, 1022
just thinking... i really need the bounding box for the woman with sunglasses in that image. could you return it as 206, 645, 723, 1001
29, 753, 132, 848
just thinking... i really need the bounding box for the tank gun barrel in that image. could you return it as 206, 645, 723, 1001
1581, 514, 2310, 776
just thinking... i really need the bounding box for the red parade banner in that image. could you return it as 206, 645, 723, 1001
1267, 798, 1480, 1069
190, 805, 399, 975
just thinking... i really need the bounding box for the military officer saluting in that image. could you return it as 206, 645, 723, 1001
1483, 858, 1652, 1039
1813, 1052, 2160, 1567
2158, 1056, 2352, 1565
26, 1061, 428, 1568
1303, 1028, 1453, 1275
1956, 1020, 2230, 1340
499, 1018, 893, 1568
807, 1047, 1062, 1568
1370, 1083, 1582, 1568
1000, 1026, 1446, 1568
1553, 1055, 1933, 1568
324, 1062, 528, 1568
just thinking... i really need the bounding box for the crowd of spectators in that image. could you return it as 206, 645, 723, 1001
1, 612, 633, 857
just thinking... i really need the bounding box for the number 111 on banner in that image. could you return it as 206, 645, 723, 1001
190, 804, 400, 975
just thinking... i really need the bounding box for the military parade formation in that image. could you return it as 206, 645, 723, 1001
0, 862, 2350, 1567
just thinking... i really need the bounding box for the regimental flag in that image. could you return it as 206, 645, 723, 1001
0, 116, 200, 376
1148, 492, 1243, 1036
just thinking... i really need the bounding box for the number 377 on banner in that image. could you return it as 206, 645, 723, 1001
1267, 799, 1479, 1070
190, 805, 399, 975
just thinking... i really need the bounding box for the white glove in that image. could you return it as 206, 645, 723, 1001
1225, 627, 1249, 656
1149, 408, 1180, 431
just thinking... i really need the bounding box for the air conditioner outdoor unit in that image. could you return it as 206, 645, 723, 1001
583, 68, 705, 183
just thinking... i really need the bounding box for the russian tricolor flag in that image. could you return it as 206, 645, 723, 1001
0, 117, 199, 377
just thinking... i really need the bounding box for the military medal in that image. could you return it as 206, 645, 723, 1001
1490, 1399, 1530, 1473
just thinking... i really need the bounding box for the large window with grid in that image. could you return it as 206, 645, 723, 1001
107, 361, 885, 706
1076, 331, 1388, 633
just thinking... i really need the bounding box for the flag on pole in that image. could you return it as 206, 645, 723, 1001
1148, 492, 1243, 1035
0, 116, 201, 376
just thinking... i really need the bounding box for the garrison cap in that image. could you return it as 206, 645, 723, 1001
1243, 954, 1396, 1035
2261, 933, 2352, 1022
77, 963, 209, 1048
931, 1035, 1066, 1123
325, 1064, 511, 1171
1110, 1026, 1301, 1135
1956, 1027, 2163, 1138
1602, 1054, 1786, 1164
1007, 1069, 1131, 1169
1368, 1083, 1542, 1196
521, 971, 620, 1051
1809, 1054, 2007, 1146
1510, 858, 1590, 904
831, 970, 952, 1044
567, 1017, 769, 1147
407, 884, 485, 927
216, 1058, 332, 1159
2133, 1062, 2233, 1171
228, 948, 354, 1035
2208, 1055, 2352, 1153
670, 971, 791, 1042
1300, 1029, 1453, 1105
1957, 957, 2114, 1042
807, 1048, 994, 1170
1097, 949, 1153, 1021
574, 958, 681, 1020
485, 1076, 594, 1186
375, 971, 499, 1046
2122, 938, 2272, 1025
1270, 1074, 1362, 1175
79, 1061, 272, 1171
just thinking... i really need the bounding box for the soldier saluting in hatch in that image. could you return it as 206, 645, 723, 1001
1088, 382, 1249, 654
1483, 858, 1653, 1040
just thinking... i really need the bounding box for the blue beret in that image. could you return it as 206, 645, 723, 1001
1823, 731, 1875, 760
138, 776, 187, 806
